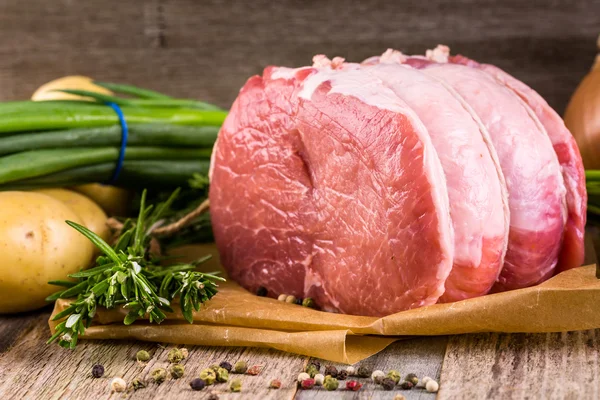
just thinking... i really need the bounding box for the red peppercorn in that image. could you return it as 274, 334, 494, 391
246, 365, 262, 375
300, 378, 315, 389
269, 379, 282, 389
346, 380, 363, 391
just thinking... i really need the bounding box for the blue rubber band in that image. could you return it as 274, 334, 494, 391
106, 102, 128, 184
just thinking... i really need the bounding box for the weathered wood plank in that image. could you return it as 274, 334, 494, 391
0, 309, 50, 353
296, 337, 448, 399
439, 330, 600, 399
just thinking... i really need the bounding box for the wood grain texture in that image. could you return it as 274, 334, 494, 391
0, 0, 598, 113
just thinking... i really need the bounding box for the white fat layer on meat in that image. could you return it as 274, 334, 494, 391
298, 67, 455, 285
270, 67, 302, 80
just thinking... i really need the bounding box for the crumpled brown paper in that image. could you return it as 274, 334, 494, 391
49, 244, 600, 363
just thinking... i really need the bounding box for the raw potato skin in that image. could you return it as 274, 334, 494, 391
0, 192, 93, 313
73, 184, 131, 217
34, 188, 110, 242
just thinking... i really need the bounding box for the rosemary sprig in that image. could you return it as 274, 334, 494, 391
46, 189, 224, 349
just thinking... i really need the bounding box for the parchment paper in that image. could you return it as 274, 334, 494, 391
49, 244, 600, 363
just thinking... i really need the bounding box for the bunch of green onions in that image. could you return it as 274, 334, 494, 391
588, 170, 600, 220
0, 83, 226, 190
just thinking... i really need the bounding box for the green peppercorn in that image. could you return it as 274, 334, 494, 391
387, 370, 401, 384
306, 365, 319, 378
302, 298, 316, 308
199, 368, 217, 385
229, 378, 242, 392
285, 295, 297, 304
167, 348, 184, 364
323, 376, 339, 391
405, 373, 419, 385
209, 364, 220, 372
357, 365, 372, 378
216, 367, 229, 382
136, 350, 150, 362
308, 360, 321, 370
170, 364, 185, 379
151, 368, 168, 384
131, 377, 146, 390
233, 360, 248, 374
381, 377, 395, 390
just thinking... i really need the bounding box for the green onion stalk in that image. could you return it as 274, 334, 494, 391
588, 170, 600, 222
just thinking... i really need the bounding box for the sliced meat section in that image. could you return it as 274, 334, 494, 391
363, 62, 509, 302
209, 65, 454, 316
448, 52, 587, 273
411, 62, 567, 291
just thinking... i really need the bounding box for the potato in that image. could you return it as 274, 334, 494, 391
0, 192, 93, 314
34, 188, 110, 243
73, 184, 131, 217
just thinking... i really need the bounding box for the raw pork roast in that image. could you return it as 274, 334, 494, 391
209, 46, 587, 316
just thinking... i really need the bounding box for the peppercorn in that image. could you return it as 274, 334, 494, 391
404, 373, 419, 385
426, 379, 439, 393
297, 372, 311, 383
180, 348, 189, 359
393, 395, 407, 400
306, 365, 319, 378
371, 370, 385, 384
422, 376, 433, 385
308, 360, 321, 370
357, 365, 372, 378
110, 377, 127, 392
300, 378, 315, 389
323, 376, 339, 391
400, 381, 414, 390
207, 394, 219, 400
170, 364, 185, 379
285, 295, 297, 304
189, 378, 206, 391
91, 364, 104, 378
337, 370, 348, 380
324, 365, 338, 378
219, 361, 232, 372
216, 367, 229, 382
345, 366, 356, 376
294, 297, 303, 305
277, 294, 287, 301
167, 348, 184, 364
314, 373, 325, 386
151, 368, 168, 384
381, 377, 396, 391
209, 364, 220, 372
246, 365, 262, 376
269, 379, 282, 389
256, 286, 268, 296
233, 360, 248, 374
387, 370, 401, 384
302, 298, 316, 308
136, 350, 151, 362
346, 380, 363, 391
200, 368, 217, 385
131, 378, 146, 390
229, 378, 242, 392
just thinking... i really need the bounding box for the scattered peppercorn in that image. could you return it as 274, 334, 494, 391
209, 364, 220, 372
314, 373, 325, 386
323, 376, 339, 391
306, 365, 319, 378
269, 379, 282, 389
357, 365, 372, 378
91, 364, 104, 378
256, 286, 268, 296
308, 360, 321, 370
346, 380, 363, 391
297, 372, 311, 383
207, 394, 219, 400
246, 365, 262, 376
324, 365, 338, 378
233, 360, 248, 374
151, 368, 168, 384
345, 366, 356, 376
219, 361, 232, 372
167, 348, 184, 364
189, 378, 206, 391
229, 378, 242, 392
170, 364, 185, 379
381, 377, 396, 391
337, 370, 348, 380
216, 367, 229, 382
277, 294, 287, 301
300, 378, 315, 389
302, 298, 316, 308
422, 376, 433, 385
400, 381, 414, 390
393, 395, 407, 400
405, 373, 419, 386
387, 370, 401, 384
200, 368, 217, 385
131, 378, 146, 390
294, 297, 303, 305
110, 377, 127, 392
371, 370, 385, 384
426, 379, 439, 393
285, 295, 297, 304
180, 348, 189, 359
136, 350, 151, 362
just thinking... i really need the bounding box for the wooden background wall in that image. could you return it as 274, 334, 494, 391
0, 0, 598, 113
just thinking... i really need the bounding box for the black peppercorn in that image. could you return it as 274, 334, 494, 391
400, 381, 414, 390
381, 377, 396, 391
308, 361, 321, 371
295, 297, 303, 305
256, 286, 268, 297
357, 365, 372, 378
91, 364, 104, 378
190, 378, 206, 391
207, 393, 220, 400
405, 373, 419, 385
324, 365, 338, 378
219, 361, 233, 372
337, 370, 348, 380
